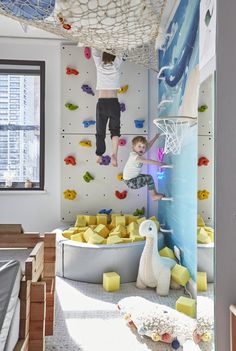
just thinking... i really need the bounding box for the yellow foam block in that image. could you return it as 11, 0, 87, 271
107, 223, 114, 230
197, 214, 205, 227
132, 236, 145, 242
137, 217, 146, 225
96, 214, 108, 225
103, 239, 107, 244
197, 227, 211, 244
71, 233, 86, 243
85, 215, 97, 225
129, 229, 140, 237
115, 215, 126, 227
111, 214, 120, 226
73, 226, 89, 232
197, 272, 208, 291
88, 233, 105, 244
103, 272, 120, 292
159, 247, 176, 260
122, 238, 133, 243
68, 227, 80, 233
62, 230, 74, 239
204, 226, 214, 242
83, 228, 95, 242
94, 224, 110, 238
109, 231, 122, 237
89, 225, 97, 229
127, 222, 139, 233
171, 264, 190, 286
176, 296, 196, 318
113, 224, 127, 238
125, 214, 138, 225
107, 235, 123, 245
148, 216, 160, 231
75, 215, 87, 227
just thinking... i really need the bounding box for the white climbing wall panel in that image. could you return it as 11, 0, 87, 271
61, 45, 148, 222
198, 74, 214, 226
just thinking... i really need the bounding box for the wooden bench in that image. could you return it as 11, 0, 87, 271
0, 227, 56, 351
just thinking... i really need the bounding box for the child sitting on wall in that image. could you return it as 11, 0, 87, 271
92, 48, 124, 167
123, 135, 166, 201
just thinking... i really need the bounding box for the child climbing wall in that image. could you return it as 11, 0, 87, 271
61, 45, 149, 222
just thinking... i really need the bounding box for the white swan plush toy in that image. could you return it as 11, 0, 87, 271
136, 219, 176, 296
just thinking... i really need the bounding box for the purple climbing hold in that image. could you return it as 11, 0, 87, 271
100, 155, 111, 166
120, 102, 126, 112
81, 84, 95, 96
157, 147, 165, 162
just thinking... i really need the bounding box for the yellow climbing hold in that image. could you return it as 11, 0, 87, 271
117, 173, 123, 181
79, 140, 92, 147
63, 189, 77, 200
201, 333, 211, 342
198, 190, 210, 200
118, 85, 129, 94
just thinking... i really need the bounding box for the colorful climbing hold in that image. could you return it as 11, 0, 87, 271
84, 47, 91, 60
64, 155, 76, 166
118, 85, 129, 94
65, 102, 78, 110
83, 171, 94, 183
133, 207, 145, 216
198, 190, 210, 200
120, 102, 126, 112
98, 209, 112, 214
66, 67, 79, 75
117, 173, 123, 181
81, 84, 95, 96
63, 189, 77, 200
171, 338, 180, 349
201, 333, 211, 342
63, 23, 71, 30
99, 155, 111, 165
198, 157, 209, 166
161, 333, 173, 343
79, 140, 92, 147
82, 120, 96, 128
115, 190, 127, 199
118, 138, 126, 146
134, 120, 145, 128
198, 105, 208, 112
157, 147, 165, 162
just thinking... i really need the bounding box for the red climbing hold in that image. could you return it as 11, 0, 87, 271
63, 24, 71, 30
64, 156, 76, 166
115, 190, 127, 199
66, 67, 79, 75
84, 47, 91, 59
198, 157, 209, 166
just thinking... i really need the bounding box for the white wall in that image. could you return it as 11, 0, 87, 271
0, 38, 62, 232
215, 0, 236, 349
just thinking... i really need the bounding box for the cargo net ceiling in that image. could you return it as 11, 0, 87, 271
0, 0, 167, 71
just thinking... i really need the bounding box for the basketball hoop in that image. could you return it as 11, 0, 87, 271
153, 116, 197, 155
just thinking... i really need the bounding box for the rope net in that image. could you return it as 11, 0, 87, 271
0, 0, 167, 71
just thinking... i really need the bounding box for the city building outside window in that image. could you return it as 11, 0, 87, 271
0, 60, 45, 190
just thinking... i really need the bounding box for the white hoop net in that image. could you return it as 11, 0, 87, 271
0, 0, 167, 71
153, 118, 192, 155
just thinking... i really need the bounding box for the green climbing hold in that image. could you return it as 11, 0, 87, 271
198, 105, 208, 112
133, 206, 145, 216
83, 171, 94, 183
65, 102, 79, 110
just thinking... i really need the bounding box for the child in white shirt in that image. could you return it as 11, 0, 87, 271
92, 48, 124, 167
123, 135, 166, 201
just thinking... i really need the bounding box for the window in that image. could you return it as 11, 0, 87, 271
0, 60, 45, 190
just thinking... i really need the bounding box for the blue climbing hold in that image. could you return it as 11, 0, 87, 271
98, 209, 112, 215
171, 339, 180, 349
82, 120, 96, 128
134, 120, 145, 128
0, 0, 55, 20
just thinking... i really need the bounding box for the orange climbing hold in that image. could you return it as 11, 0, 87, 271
66, 67, 79, 75
64, 156, 76, 166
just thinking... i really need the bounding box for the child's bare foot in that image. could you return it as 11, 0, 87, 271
96, 156, 102, 164
111, 154, 118, 167
151, 193, 165, 201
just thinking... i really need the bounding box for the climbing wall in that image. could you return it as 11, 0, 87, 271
197, 74, 214, 226
61, 45, 148, 222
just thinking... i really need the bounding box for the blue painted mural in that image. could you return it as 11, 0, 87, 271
157, 0, 200, 282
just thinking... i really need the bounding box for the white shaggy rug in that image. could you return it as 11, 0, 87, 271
45, 277, 214, 351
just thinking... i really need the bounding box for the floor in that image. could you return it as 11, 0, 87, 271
45, 277, 214, 351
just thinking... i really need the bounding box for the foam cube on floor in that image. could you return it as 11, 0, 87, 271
125, 214, 138, 225
115, 215, 126, 227
83, 228, 95, 242
137, 217, 146, 225
113, 224, 127, 237
103, 272, 120, 292
176, 296, 196, 318
197, 227, 211, 244
197, 272, 208, 291
127, 222, 139, 233
171, 264, 190, 286
197, 214, 205, 227
107, 235, 123, 245
159, 247, 176, 260
62, 230, 74, 239
85, 215, 97, 225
